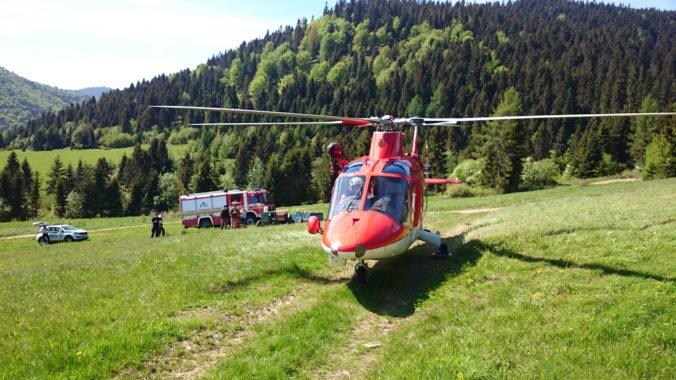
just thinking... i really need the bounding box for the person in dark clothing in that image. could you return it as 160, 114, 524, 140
220, 205, 230, 229
151, 214, 165, 237
39, 225, 50, 244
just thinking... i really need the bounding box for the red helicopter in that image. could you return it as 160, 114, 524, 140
154, 105, 674, 283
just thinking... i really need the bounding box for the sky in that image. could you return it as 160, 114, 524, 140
1, 0, 673, 90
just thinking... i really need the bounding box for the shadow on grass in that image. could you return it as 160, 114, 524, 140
469, 240, 675, 283
208, 263, 348, 293
348, 233, 481, 318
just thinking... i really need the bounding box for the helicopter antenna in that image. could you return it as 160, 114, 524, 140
424, 141, 431, 179
424, 141, 431, 212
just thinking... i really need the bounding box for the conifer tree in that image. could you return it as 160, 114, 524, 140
106, 177, 123, 217
29, 172, 41, 218
233, 142, 249, 188
176, 152, 194, 195
642, 133, 675, 180
46, 156, 68, 217
480, 87, 526, 192
149, 138, 173, 174
0, 152, 26, 220
246, 157, 265, 190
629, 95, 661, 167
93, 158, 114, 216
46, 156, 64, 195
192, 157, 218, 193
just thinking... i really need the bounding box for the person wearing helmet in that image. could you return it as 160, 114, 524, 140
337, 176, 364, 212
349, 176, 363, 192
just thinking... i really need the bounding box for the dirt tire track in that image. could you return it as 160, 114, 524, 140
124, 269, 353, 379
308, 310, 398, 380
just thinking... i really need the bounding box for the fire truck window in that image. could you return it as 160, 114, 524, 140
250, 194, 259, 203
230, 194, 242, 204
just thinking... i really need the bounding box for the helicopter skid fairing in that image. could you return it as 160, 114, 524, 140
320, 225, 444, 267
321, 231, 416, 261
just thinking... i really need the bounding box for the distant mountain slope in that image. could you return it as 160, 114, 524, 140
0, 66, 90, 131
76, 87, 112, 98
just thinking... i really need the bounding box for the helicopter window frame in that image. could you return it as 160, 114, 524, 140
342, 161, 364, 173
382, 162, 410, 176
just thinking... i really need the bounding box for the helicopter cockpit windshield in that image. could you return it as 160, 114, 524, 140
330, 175, 365, 218
329, 175, 408, 222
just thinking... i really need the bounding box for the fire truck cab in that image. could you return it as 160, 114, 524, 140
180, 189, 274, 228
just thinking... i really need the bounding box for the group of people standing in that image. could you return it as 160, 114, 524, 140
219, 204, 242, 229
149, 204, 241, 238
151, 214, 165, 237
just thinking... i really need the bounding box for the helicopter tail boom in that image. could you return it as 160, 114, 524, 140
425, 178, 463, 185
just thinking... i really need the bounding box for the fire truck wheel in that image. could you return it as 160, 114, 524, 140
245, 213, 256, 225
199, 219, 212, 229
295, 217, 303, 224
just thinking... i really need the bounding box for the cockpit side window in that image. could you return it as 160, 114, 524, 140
364, 176, 408, 223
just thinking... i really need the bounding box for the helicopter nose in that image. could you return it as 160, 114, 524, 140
324, 211, 407, 253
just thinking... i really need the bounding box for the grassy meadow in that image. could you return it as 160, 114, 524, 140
0, 145, 188, 179
0, 179, 673, 379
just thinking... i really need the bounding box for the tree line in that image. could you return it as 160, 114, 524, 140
2, 88, 673, 221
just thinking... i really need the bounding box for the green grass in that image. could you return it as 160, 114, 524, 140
0, 178, 673, 379
0, 212, 183, 238
0, 145, 188, 178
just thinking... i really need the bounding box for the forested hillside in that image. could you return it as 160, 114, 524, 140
0, 67, 90, 132
0, 0, 674, 220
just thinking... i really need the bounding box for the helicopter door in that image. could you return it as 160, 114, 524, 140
411, 181, 422, 227
410, 183, 416, 226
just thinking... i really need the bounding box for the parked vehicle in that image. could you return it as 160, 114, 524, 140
256, 210, 291, 226
288, 211, 324, 224
34, 222, 88, 245
180, 189, 275, 228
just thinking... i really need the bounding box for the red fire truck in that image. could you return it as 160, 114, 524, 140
180, 189, 274, 228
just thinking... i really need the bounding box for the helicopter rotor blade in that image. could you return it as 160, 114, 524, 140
423, 112, 675, 126
152, 105, 375, 127
189, 121, 344, 126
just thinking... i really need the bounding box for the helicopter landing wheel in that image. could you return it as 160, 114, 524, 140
432, 243, 451, 258
354, 261, 369, 284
